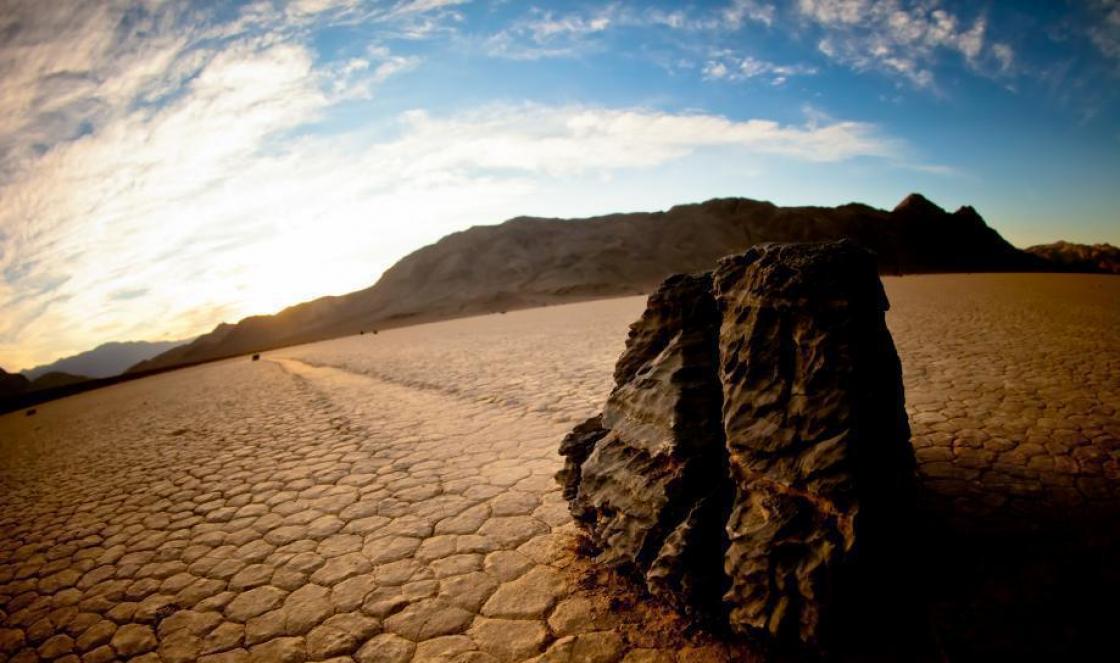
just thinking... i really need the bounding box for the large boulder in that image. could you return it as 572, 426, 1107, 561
558, 241, 914, 649
714, 242, 913, 646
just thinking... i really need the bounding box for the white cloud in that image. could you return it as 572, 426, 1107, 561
286, 0, 468, 35
797, 0, 996, 87
484, 1, 778, 60
483, 6, 616, 60
704, 62, 731, 79
389, 105, 896, 174
0, 87, 900, 370
644, 0, 775, 31
324, 47, 421, 99
0, 0, 465, 369
722, 0, 777, 28
703, 53, 818, 84
0, 1, 201, 181
0, 0, 924, 372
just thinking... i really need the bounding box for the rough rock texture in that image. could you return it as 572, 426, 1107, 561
559, 241, 915, 649
559, 274, 727, 611
555, 416, 607, 503
714, 242, 914, 647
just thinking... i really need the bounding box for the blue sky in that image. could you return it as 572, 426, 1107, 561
0, 0, 1118, 370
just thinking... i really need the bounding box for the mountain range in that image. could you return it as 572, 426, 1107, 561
1026, 241, 1120, 275
0, 339, 191, 406
5, 193, 1112, 395
132, 193, 1056, 373
22, 339, 190, 380
0, 368, 88, 399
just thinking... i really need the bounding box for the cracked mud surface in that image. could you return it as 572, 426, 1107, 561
1, 274, 1117, 661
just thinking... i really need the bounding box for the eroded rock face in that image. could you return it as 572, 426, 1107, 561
558, 241, 914, 649
558, 273, 727, 610
714, 242, 913, 646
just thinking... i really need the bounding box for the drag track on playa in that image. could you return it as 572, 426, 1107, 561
1, 274, 1117, 661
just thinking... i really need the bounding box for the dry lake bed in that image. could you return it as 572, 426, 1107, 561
1, 274, 1118, 662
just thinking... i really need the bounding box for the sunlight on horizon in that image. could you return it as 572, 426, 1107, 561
1, 0, 1117, 371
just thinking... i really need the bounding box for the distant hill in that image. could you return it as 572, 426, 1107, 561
26, 371, 90, 391
24, 339, 190, 380
0, 367, 30, 399
133, 193, 1050, 373
0, 367, 89, 403
1026, 241, 1120, 275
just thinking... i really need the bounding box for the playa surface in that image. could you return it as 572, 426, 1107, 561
1, 274, 1117, 662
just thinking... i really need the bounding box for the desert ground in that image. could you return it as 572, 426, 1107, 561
1, 274, 1117, 662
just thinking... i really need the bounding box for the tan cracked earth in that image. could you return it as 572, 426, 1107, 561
1, 274, 1117, 662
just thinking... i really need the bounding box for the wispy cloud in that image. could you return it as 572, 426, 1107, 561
641, 0, 776, 31
483, 6, 615, 60
0, 79, 901, 370
1087, 0, 1120, 63
391, 104, 897, 171
703, 52, 818, 85
285, 0, 468, 37
0, 0, 464, 369
718, 0, 777, 29
0, 0, 976, 371
482, 1, 778, 60
797, 0, 998, 88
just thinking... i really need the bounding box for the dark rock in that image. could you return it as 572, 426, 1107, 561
558, 241, 915, 651
251, 354, 260, 361
26, 408, 36, 416
556, 415, 607, 503
559, 273, 727, 610
714, 241, 913, 646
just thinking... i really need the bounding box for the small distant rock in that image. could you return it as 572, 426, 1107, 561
26, 408, 36, 416
251, 354, 260, 361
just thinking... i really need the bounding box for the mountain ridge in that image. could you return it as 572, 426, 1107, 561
1025, 241, 1120, 275
23, 338, 191, 380
0, 368, 30, 400
132, 193, 1054, 373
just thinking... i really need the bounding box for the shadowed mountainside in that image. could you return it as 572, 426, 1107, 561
133, 193, 1047, 373
1026, 241, 1120, 275
0, 368, 91, 402
27, 371, 90, 391
22, 339, 190, 380
0, 368, 30, 399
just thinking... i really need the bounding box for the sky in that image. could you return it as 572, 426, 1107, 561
1, 0, 1118, 371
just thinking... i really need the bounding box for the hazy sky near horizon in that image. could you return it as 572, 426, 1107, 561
1, 0, 1118, 371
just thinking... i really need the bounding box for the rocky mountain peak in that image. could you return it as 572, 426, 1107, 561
892, 192, 945, 216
